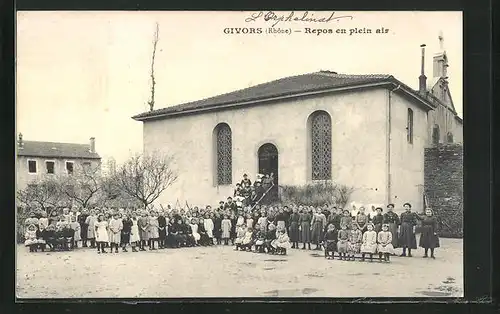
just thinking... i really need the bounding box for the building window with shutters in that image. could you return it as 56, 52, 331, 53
407, 108, 414, 144
214, 123, 232, 185
309, 110, 332, 181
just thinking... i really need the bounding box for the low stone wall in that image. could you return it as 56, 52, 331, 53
424, 144, 463, 238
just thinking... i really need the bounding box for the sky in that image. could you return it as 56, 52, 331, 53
16, 11, 463, 164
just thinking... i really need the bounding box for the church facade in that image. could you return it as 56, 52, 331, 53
133, 47, 462, 212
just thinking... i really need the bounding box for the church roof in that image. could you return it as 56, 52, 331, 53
17, 141, 101, 159
133, 71, 436, 121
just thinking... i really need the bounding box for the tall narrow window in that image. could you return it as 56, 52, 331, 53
27, 160, 37, 173
45, 161, 55, 174
432, 124, 440, 145
447, 132, 454, 143
66, 161, 74, 175
310, 111, 332, 180
215, 123, 232, 185
407, 108, 414, 144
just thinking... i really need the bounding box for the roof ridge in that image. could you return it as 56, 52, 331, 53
24, 140, 90, 146
316, 71, 392, 79
147, 72, 317, 115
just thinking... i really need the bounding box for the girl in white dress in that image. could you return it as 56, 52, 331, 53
95, 214, 109, 254
203, 213, 214, 244
85, 211, 97, 248
360, 223, 378, 262
189, 218, 201, 245
70, 215, 81, 249
130, 213, 140, 252
377, 223, 395, 262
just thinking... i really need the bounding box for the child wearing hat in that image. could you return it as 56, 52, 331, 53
360, 223, 378, 261
272, 227, 291, 255
377, 223, 395, 262
24, 223, 39, 252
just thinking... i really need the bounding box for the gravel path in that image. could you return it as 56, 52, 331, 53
16, 238, 463, 298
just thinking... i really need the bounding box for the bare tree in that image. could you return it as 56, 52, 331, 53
115, 152, 178, 209
60, 162, 102, 209
17, 177, 66, 214
147, 22, 160, 112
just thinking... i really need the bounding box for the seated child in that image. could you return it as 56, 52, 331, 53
62, 223, 75, 250
337, 224, 350, 260
271, 227, 291, 255
42, 224, 57, 251
360, 223, 378, 262
234, 225, 247, 250
241, 227, 254, 251
323, 224, 338, 259
263, 223, 277, 254
377, 223, 394, 262
347, 223, 363, 261
254, 224, 266, 253
24, 224, 39, 252
36, 227, 46, 252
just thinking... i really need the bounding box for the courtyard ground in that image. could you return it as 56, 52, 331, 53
16, 238, 463, 298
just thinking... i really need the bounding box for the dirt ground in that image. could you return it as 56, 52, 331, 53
16, 238, 463, 298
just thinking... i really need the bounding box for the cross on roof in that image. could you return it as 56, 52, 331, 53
438, 31, 444, 51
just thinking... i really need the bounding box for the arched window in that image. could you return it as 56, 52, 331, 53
214, 123, 232, 185
447, 132, 454, 143
432, 124, 440, 145
310, 111, 332, 180
407, 108, 414, 144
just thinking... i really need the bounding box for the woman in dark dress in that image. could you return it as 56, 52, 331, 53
157, 212, 167, 249
78, 209, 89, 247
230, 213, 237, 245
121, 213, 133, 252
170, 219, 185, 248
419, 208, 440, 258
299, 208, 312, 250
371, 207, 384, 233
198, 219, 210, 246
288, 207, 300, 248
383, 204, 400, 249
213, 212, 222, 245
398, 203, 418, 257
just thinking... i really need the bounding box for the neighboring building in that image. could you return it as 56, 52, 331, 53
132, 42, 462, 212
16, 134, 102, 191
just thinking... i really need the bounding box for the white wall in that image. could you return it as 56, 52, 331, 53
143, 88, 393, 207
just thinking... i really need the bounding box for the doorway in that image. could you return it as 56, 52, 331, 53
258, 143, 279, 201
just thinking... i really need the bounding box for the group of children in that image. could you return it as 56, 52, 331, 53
22, 174, 441, 261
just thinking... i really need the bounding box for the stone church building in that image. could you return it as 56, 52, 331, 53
133, 44, 462, 211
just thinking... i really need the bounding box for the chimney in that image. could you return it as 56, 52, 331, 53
18, 133, 24, 149
419, 44, 427, 93
89, 137, 95, 153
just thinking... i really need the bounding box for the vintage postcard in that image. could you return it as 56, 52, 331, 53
15, 11, 463, 298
